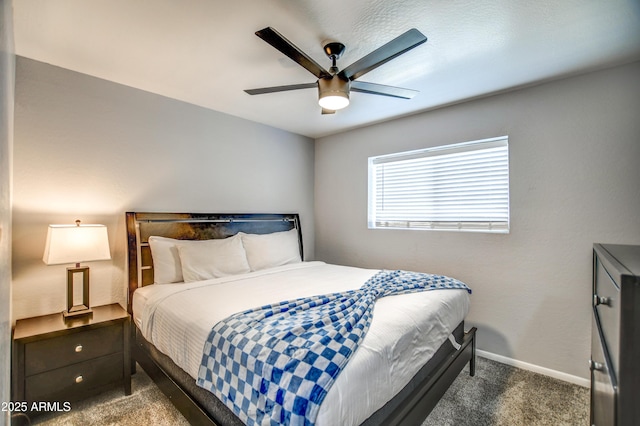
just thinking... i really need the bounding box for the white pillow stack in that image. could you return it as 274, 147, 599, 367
147, 228, 302, 284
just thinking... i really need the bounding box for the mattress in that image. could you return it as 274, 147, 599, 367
133, 261, 470, 426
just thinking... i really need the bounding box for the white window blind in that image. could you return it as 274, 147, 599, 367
368, 136, 509, 233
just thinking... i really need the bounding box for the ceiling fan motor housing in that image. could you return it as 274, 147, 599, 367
318, 76, 350, 110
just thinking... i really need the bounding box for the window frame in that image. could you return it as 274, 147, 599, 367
367, 136, 510, 233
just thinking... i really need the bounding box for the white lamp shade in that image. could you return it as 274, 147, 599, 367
43, 224, 111, 265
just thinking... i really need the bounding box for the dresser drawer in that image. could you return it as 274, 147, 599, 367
25, 352, 123, 402
24, 323, 123, 376
591, 313, 616, 426
594, 258, 621, 374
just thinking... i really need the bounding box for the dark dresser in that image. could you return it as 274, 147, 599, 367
591, 244, 640, 426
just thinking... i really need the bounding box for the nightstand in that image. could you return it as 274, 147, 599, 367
12, 304, 131, 419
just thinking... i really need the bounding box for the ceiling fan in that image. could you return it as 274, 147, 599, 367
245, 27, 427, 114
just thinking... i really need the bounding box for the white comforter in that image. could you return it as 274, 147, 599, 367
133, 261, 470, 426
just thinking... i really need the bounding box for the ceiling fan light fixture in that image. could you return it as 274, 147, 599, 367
318, 77, 350, 110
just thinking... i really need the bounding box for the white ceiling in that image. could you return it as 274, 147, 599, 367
12, 0, 640, 138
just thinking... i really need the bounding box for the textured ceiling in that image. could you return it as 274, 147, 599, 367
12, 0, 640, 138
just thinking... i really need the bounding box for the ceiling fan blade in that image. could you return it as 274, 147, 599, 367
321, 108, 336, 115
350, 81, 418, 99
256, 27, 332, 79
338, 28, 427, 81
244, 82, 317, 95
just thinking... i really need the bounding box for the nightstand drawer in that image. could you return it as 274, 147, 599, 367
25, 352, 123, 402
25, 323, 123, 376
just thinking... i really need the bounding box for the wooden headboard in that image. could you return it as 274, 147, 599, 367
125, 212, 302, 313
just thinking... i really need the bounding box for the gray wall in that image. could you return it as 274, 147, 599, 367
0, 0, 14, 424
314, 61, 640, 381
12, 57, 315, 322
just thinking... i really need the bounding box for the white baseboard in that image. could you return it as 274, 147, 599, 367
476, 349, 591, 388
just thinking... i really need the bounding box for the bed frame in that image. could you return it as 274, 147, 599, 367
126, 211, 476, 425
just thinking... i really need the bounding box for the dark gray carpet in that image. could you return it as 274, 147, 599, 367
423, 357, 589, 426
31, 357, 589, 425
30, 366, 189, 426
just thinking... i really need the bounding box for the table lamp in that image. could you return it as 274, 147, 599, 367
42, 220, 111, 319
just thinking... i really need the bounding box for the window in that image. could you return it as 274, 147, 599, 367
368, 136, 509, 233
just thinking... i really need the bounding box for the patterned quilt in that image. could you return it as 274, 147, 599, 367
196, 270, 471, 426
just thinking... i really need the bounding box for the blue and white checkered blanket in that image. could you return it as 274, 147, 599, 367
196, 270, 471, 426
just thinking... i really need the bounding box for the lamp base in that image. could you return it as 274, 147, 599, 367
65, 265, 92, 321
63, 305, 93, 319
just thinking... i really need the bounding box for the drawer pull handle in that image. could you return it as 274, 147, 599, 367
593, 294, 610, 307
75, 345, 83, 353
75, 375, 83, 384
589, 359, 604, 372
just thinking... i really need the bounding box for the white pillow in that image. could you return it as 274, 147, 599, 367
177, 234, 250, 282
240, 229, 302, 272
148, 236, 184, 284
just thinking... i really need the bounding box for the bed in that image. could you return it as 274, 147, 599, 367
126, 211, 476, 425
